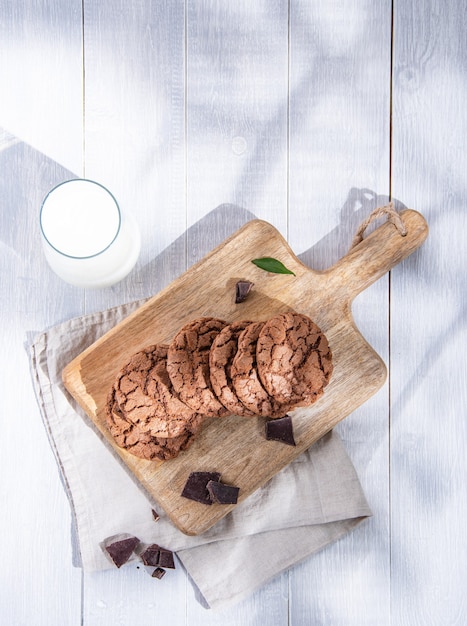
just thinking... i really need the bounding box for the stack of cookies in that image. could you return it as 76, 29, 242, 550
105, 312, 333, 461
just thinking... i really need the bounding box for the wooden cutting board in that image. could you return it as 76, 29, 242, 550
62, 209, 428, 535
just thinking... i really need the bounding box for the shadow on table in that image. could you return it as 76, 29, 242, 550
137, 187, 409, 293
0, 130, 408, 314
297, 187, 410, 270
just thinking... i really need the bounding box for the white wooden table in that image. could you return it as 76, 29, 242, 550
1, 1, 466, 624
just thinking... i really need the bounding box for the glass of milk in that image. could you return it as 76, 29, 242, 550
40, 179, 141, 288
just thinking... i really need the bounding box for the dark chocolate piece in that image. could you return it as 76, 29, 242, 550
157, 548, 175, 569
235, 280, 254, 303
140, 544, 160, 567
151, 508, 160, 522
104, 536, 140, 568
265, 414, 296, 446
207, 480, 240, 504
151, 567, 166, 579
181, 471, 221, 504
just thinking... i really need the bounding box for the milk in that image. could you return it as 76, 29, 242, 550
40, 179, 140, 288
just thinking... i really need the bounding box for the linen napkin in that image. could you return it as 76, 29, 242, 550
29, 299, 372, 610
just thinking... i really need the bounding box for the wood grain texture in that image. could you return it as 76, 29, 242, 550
184, 2, 291, 618
0, 0, 83, 173
2, 0, 466, 623
80, 2, 191, 623
0, 2, 84, 625
391, 0, 467, 623
83, 0, 188, 313
288, 1, 394, 623
186, 0, 289, 238
63, 212, 427, 536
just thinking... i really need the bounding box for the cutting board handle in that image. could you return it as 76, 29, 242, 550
325, 209, 428, 301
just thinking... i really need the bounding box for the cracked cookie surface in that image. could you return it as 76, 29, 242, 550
209, 320, 257, 417
256, 312, 333, 406
106, 392, 197, 460
110, 344, 203, 439
231, 321, 291, 418
166, 317, 229, 418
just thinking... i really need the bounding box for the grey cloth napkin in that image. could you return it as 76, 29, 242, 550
29, 300, 372, 610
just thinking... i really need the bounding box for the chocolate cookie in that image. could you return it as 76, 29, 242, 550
106, 392, 197, 461
112, 344, 202, 439
167, 317, 229, 418
145, 345, 205, 435
256, 312, 333, 406
209, 321, 257, 417
231, 321, 291, 418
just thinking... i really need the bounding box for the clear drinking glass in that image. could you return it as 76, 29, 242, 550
40, 179, 141, 288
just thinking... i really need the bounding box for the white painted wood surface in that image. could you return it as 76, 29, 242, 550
1, 1, 465, 624
391, 1, 467, 623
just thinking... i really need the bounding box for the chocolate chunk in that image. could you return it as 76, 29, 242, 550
104, 536, 140, 568
181, 471, 221, 504
140, 544, 160, 567
141, 544, 175, 569
151, 567, 166, 579
151, 508, 160, 522
265, 414, 296, 446
235, 280, 254, 303
157, 548, 175, 569
207, 480, 240, 504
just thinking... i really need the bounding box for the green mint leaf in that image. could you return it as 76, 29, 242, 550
251, 257, 295, 276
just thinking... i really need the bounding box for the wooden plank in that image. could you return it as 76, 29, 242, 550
184, 3, 291, 617
82, 0, 187, 314
391, 0, 467, 622
185, 0, 289, 242
0, 0, 83, 173
0, 2, 84, 625
287, 0, 394, 623
83, 567, 187, 624
186, 572, 289, 626
80, 1, 189, 623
